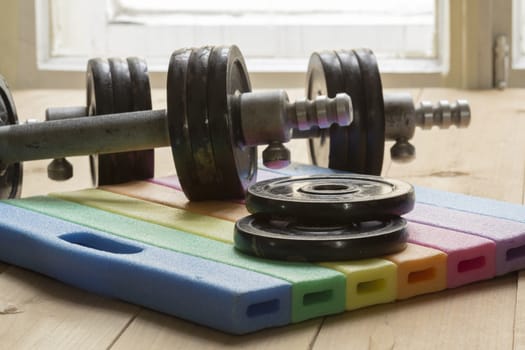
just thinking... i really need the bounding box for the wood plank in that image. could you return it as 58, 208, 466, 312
112, 309, 322, 350
0, 267, 138, 349
313, 275, 516, 350
515, 271, 525, 350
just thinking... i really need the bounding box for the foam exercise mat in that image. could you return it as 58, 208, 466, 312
2, 164, 525, 334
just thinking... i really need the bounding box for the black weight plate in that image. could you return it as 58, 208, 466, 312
246, 174, 414, 223
167, 48, 201, 199
353, 49, 385, 175
88, 57, 154, 186
187, 47, 218, 189
0, 75, 23, 199
87, 58, 114, 186
331, 50, 368, 173
125, 57, 154, 180
168, 47, 219, 200
206, 45, 256, 199
234, 214, 408, 261
306, 51, 344, 168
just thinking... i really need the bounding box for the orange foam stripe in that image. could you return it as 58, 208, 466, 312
384, 243, 447, 300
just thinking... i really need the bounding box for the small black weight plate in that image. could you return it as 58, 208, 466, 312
331, 50, 368, 173
126, 57, 154, 179
246, 174, 414, 223
187, 47, 219, 189
168, 47, 220, 200
353, 49, 385, 175
206, 45, 256, 199
87, 58, 113, 185
167, 48, 201, 199
90, 57, 155, 186
234, 214, 408, 261
305, 51, 344, 168
0, 75, 23, 199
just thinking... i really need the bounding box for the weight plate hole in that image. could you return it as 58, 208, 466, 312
298, 182, 359, 195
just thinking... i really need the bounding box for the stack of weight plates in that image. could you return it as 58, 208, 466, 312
234, 174, 415, 261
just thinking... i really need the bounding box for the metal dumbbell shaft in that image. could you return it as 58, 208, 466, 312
240, 91, 351, 147
0, 110, 169, 168
0, 92, 352, 169
239, 91, 351, 169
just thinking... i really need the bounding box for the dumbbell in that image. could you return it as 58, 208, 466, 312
294, 49, 471, 175
0, 45, 352, 201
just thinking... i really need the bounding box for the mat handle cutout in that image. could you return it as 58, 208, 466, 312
59, 232, 143, 254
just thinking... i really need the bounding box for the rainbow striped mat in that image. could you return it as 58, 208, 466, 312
1, 164, 524, 334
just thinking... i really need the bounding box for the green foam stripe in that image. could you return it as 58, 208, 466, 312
5, 195, 345, 323
52, 189, 235, 244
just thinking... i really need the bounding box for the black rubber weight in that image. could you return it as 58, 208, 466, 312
0, 75, 23, 199
246, 174, 415, 223
353, 49, 385, 175
331, 50, 368, 173
305, 51, 344, 168
234, 214, 408, 262
167, 48, 199, 199
168, 45, 256, 200
90, 57, 155, 186
187, 47, 218, 188
206, 45, 256, 199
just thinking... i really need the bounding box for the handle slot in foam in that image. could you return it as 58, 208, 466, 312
59, 232, 143, 254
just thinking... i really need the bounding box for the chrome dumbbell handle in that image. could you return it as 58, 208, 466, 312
239, 91, 351, 168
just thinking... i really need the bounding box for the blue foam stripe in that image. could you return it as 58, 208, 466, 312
0, 202, 291, 334
412, 186, 525, 223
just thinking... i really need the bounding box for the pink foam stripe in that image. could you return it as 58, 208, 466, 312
405, 203, 525, 275
148, 176, 182, 190
257, 169, 286, 181
407, 222, 496, 288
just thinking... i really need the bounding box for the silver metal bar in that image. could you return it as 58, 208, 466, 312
46, 106, 88, 121
0, 109, 169, 166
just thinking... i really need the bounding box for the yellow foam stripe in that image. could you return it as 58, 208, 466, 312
51, 189, 235, 244
384, 243, 447, 300
321, 259, 397, 310
102, 181, 250, 222
102, 181, 400, 310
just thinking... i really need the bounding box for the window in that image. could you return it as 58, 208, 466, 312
40, 0, 442, 75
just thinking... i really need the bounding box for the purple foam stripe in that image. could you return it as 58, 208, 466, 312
407, 222, 496, 287
148, 176, 182, 190
257, 169, 285, 181
405, 203, 525, 275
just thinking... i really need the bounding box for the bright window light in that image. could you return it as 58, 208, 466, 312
42, 0, 440, 72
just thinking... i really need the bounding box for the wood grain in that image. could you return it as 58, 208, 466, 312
0, 267, 138, 349
313, 275, 516, 350
112, 310, 322, 350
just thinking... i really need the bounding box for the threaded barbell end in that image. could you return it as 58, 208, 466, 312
292, 93, 352, 131
416, 99, 471, 130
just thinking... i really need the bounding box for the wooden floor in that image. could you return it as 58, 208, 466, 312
2, 88, 525, 349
